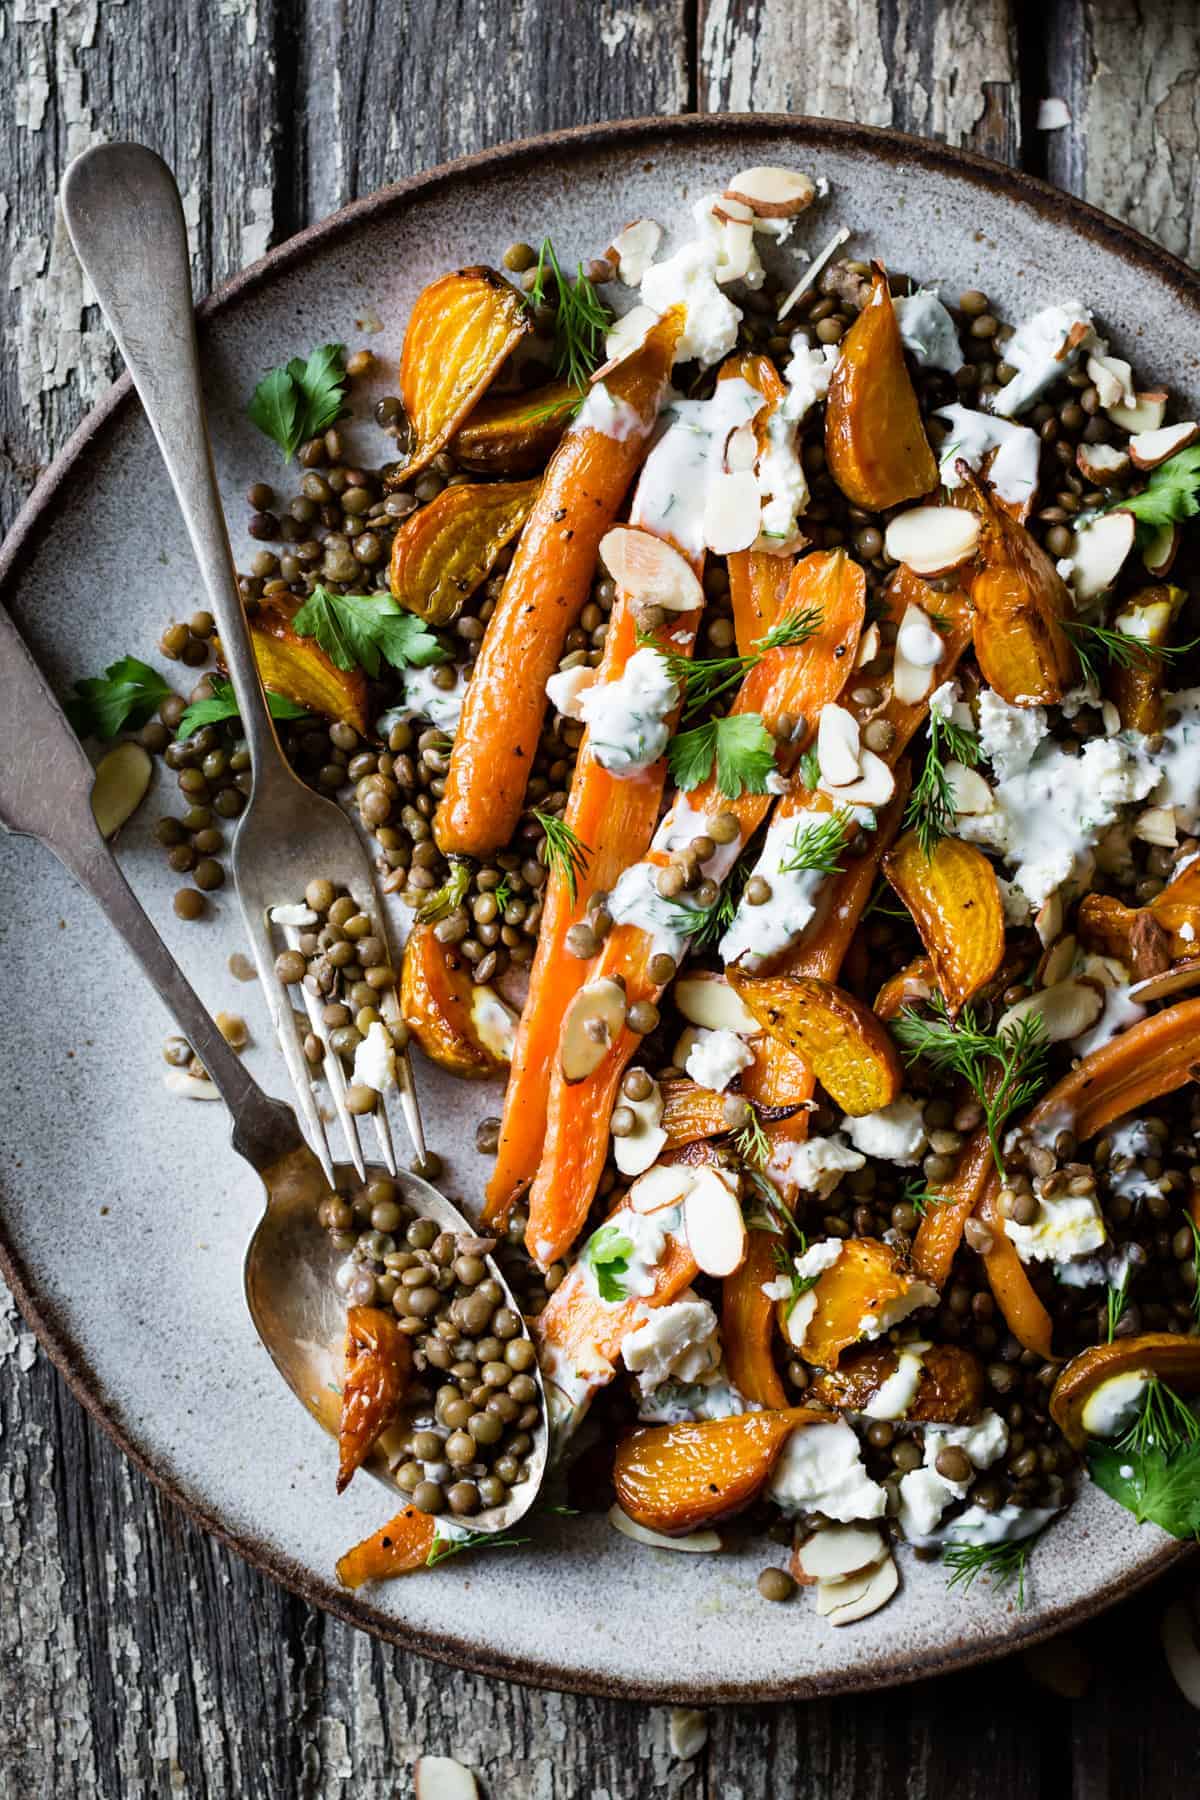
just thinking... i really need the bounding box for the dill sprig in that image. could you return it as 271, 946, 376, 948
1062, 618, 1200, 689
904, 709, 981, 859
943, 1528, 1046, 1608
1184, 1211, 1200, 1327
744, 1168, 806, 1243
779, 808, 853, 877
734, 1110, 770, 1168
510, 389, 586, 427
645, 605, 824, 724
663, 846, 755, 951
1117, 1374, 1200, 1463
417, 859, 472, 923
527, 238, 611, 391
901, 1175, 946, 1219
1105, 1266, 1132, 1342
426, 1527, 531, 1568
532, 808, 591, 903
894, 992, 1049, 1176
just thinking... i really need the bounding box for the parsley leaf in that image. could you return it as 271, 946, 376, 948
291, 586, 449, 677
1116, 443, 1200, 530
175, 677, 310, 740
668, 713, 777, 799
66, 656, 170, 740
247, 343, 349, 461
583, 1223, 634, 1303
904, 708, 981, 859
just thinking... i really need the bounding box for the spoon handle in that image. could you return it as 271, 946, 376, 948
60, 142, 292, 800
0, 600, 302, 1173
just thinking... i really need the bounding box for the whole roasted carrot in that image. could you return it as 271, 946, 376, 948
435, 308, 683, 857
722, 1230, 789, 1409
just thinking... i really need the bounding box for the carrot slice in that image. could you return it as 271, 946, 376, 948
722, 1230, 789, 1409
613, 1407, 825, 1534
335, 1506, 436, 1589
451, 379, 580, 474
883, 828, 1005, 1014
337, 1306, 412, 1494
434, 308, 684, 857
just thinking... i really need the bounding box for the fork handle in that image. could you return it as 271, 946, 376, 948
60, 143, 292, 799
0, 601, 301, 1174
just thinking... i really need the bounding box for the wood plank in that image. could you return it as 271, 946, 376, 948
1041, 0, 1200, 262
699, 0, 1021, 165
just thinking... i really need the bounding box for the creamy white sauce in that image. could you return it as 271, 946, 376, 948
580, 1203, 681, 1306
605, 860, 697, 962
577, 646, 679, 776
719, 805, 836, 965
937, 1502, 1060, 1547
990, 300, 1094, 417
638, 1370, 756, 1425
863, 1344, 929, 1421
630, 378, 763, 558
1072, 981, 1147, 1057
394, 665, 464, 735
574, 380, 644, 440
895, 289, 964, 372
753, 334, 840, 551
1151, 687, 1200, 833
936, 404, 1041, 507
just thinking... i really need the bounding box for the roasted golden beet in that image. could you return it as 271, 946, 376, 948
400, 923, 508, 1077
958, 466, 1076, 706
393, 267, 530, 481
1050, 1334, 1200, 1449
883, 829, 1005, 1014
337, 1305, 412, 1494
728, 973, 903, 1116
613, 1408, 825, 1535
451, 380, 580, 474
228, 595, 369, 734
335, 1505, 436, 1589
775, 1236, 935, 1370
722, 1231, 789, 1410
808, 1342, 984, 1424
824, 266, 938, 509
873, 954, 935, 1022
388, 476, 539, 625
1110, 584, 1186, 735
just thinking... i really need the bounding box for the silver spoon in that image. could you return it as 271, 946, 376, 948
0, 518, 547, 1549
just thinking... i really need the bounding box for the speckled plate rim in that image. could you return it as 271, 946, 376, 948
0, 111, 1195, 1705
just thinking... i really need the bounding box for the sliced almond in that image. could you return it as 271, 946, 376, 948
777, 225, 851, 320
703, 469, 761, 554
1134, 805, 1178, 848
1161, 1600, 1200, 1710
668, 1708, 710, 1761
612, 1082, 667, 1178
815, 1564, 879, 1616
724, 166, 817, 219
414, 1759, 478, 1800
796, 1524, 887, 1583
91, 741, 153, 839
724, 420, 759, 473
628, 1162, 696, 1215
1086, 351, 1134, 411
1065, 510, 1136, 601
825, 1552, 899, 1625
269, 903, 319, 927
883, 506, 980, 577
945, 760, 992, 815
830, 748, 895, 808
599, 526, 704, 612
855, 621, 882, 668
1143, 522, 1181, 577
594, 304, 659, 382
608, 219, 662, 287
674, 971, 760, 1035
1108, 390, 1168, 434
1075, 442, 1130, 486
682, 1168, 747, 1277
560, 977, 628, 1083
672, 1024, 703, 1071
607, 1505, 722, 1553
470, 984, 518, 1062
163, 1069, 221, 1101
1035, 892, 1064, 948
998, 978, 1103, 1045
711, 218, 757, 285
711, 194, 755, 226
1128, 957, 1200, 1005
1037, 930, 1078, 989
817, 703, 861, 786
1128, 420, 1199, 470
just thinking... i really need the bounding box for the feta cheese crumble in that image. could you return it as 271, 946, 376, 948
766, 1133, 865, 1197
841, 1096, 929, 1166
990, 300, 1094, 417
898, 1409, 1010, 1542
353, 1020, 398, 1093
576, 646, 680, 776
684, 1026, 755, 1094
768, 1419, 888, 1522
894, 290, 964, 373
1003, 1189, 1108, 1266
621, 1293, 721, 1394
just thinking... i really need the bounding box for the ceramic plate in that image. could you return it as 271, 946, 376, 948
2, 116, 1195, 1703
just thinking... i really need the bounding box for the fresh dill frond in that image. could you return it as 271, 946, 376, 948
756, 605, 824, 655
417, 859, 472, 923
527, 238, 611, 390
943, 1528, 1045, 1607
1105, 1265, 1132, 1342
894, 992, 1049, 1176
665, 883, 737, 951
647, 605, 824, 725
901, 1175, 945, 1219
1117, 1374, 1200, 1463
510, 388, 586, 427
490, 876, 513, 915
904, 708, 981, 859
426, 1527, 531, 1568
532, 808, 591, 903
779, 807, 853, 877
1062, 618, 1200, 689
735, 1110, 771, 1168
798, 746, 821, 790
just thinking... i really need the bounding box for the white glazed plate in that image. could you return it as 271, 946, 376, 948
1, 116, 1195, 1702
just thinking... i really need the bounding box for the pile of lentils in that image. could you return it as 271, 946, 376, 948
324, 1174, 542, 1518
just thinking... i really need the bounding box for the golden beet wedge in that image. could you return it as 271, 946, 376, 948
883, 828, 1005, 1014
400, 922, 508, 1077
389, 476, 539, 625
233, 595, 369, 734
824, 266, 938, 510
956, 465, 1076, 706
337, 1305, 412, 1494
451, 380, 581, 475
774, 1236, 935, 1370
727, 972, 903, 1116
1050, 1334, 1200, 1449
808, 1342, 983, 1424
393, 267, 530, 482
613, 1408, 825, 1535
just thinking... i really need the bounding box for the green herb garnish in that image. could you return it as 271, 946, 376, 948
490, 876, 513, 915
528, 239, 611, 391
943, 1528, 1047, 1607
901, 1175, 945, 1219
744, 1168, 806, 1243
66, 656, 171, 740
651, 607, 824, 725
798, 745, 821, 790
175, 676, 310, 740
532, 808, 590, 903
894, 991, 1049, 1176
1061, 618, 1200, 689
734, 1110, 771, 1168
426, 1527, 531, 1567
416, 859, 472, 924
904, 708, 981, 859
1088, 1376, 1200, 1540
1114, 443, 1200, 531
247, 343, 348, 462
668, 712, 778, 799
1105, 1264, 1132, 1342
291, 586, 449, 677
583, 1222, 635, 1303
779, 808, 853, 877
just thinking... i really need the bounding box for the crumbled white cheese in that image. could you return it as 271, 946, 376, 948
544, 663, 598, 720
767, 1419, 888, 1523
976, 688, 1048, 782
997, 877, 1033, 927
684, 1026, 754, 1094
841, 1096, 928, 1166
1004, 1190, 1107, 1266
863, 1344, 928, 1420
858, 1280, 939, 1341
928, 679, 973, 729
898, 1409, 1009, 1542
640, 239, 742, 366
990, 300, 1094, 417
269, 903, 318, 927
935, 404, 1041, 508
580, 1204, 677, 1305
766, 1133, 865, 1197
895, 290, 964, 373
621, 1293, 721, 1394
576, 646, 680, 777
353, 1020, 398, 1093
761, 1237, 844, 1303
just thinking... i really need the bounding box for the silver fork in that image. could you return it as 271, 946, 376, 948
61, 142, 426, 1186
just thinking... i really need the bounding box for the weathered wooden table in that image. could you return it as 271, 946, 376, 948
3, 3, 1199, 1793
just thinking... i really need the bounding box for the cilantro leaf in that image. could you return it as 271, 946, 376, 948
668, 713, 777, 799
247, 343, 348, 461
66, 656, 170, 740
583, 1224, 634, 1303
291, 586, 449, 677
175, 678, 310, 741
798, 746, 821, 790
1118, 443, 1200, 530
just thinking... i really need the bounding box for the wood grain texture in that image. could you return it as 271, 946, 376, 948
3, 2, 1200, 1796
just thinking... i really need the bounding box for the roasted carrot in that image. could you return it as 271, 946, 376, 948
722, 1230, 789, 1408
524, 548, 866, 1270
335, 1506, 436, 1589
912, 1122, 993, 1290
336, 1305, 412, 1494
435, 308, 683, 857
721, 353, 798, 652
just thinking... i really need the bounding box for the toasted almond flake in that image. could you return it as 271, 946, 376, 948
612, 1080, 667, 1179
725, 166, 817, 218
1161, 1599, 1200, 1709
674, 972, 761, 1035
999, 978, 1103, 1044
1037, 931, 1077, 988
815, 1564, 879, 1615
884, 506, 980, 577
796, 1524, 888, 1582
607, 1505, 722, 1552
1065, 510, 1136, 601
1087, 352, 1134, 410
163, 1069, 221, 1101
1036, 97, 1072, 130
1143, 522, 1181, 577
831, 748, 895, 808
855, 622, 882, 668
594, 304, 659, 381
817, 703, 862, 786
703, 469, 761, 553
1108, 390, 1168, 434
724, 421, 759, 473
470, 983, 518, 1061
1128, 420, 1199, 469
90, 741, 153, 839
682, 1168, 747, 1277
413, 1756, 479, 1800
713, 218, 757, 285
560, 977, 628, 1083
1134, 805, 1178, 848
778, 225, 851, 320
711, 194, 755, 226
628, 1162, 696, 1215
1035, 892, 1063, 948
669, 1708, 709, 1761
1075, 442, 1130, 485
1129, 958, 1200, 1005
608, 219, 663, 287
599, 526, 704, 611
269, 903, 318, 927
945, 761, 993, 815
1101, 699, 1121, 735
826, 1552, 899, 1624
